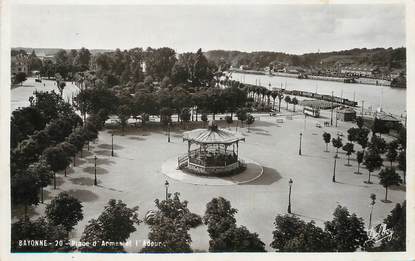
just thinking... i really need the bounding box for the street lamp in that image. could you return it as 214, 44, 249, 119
167, 122, 171, 143
111, 133, 114, 157
332, 156, 337, 183
330, 91, 334, 126
369, 193, 376, 229
164, 180, 169, 200
299, 133, 302, 155
288, 178, 293, 214
94, 155, 98, 186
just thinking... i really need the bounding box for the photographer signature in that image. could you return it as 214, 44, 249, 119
367, 224, 394, 244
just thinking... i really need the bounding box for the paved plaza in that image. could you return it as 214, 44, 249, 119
11, 79, 406, 252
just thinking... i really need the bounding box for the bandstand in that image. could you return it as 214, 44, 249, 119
178, 121, 246, 176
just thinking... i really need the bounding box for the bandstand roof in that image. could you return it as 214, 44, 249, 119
183, 122, 245, 145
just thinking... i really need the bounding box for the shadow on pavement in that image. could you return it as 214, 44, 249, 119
244, 166, 281, 185
83, 166, 109, 175
98, 143, 123, 150
66, 189, 99, 202
70, 177, 95, 186
97, 184, 123, 193
336, 181, 369, 188
128, 136, 146, 141
94, 150, 112, 157
390, 184, 406, 192
11, 205, 39, 220
85, 157, 115, 166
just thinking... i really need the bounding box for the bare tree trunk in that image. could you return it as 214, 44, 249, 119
54, 172, 56, 189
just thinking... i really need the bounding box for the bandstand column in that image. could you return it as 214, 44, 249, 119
236, 141, 239, 160
187, 141, 191, 165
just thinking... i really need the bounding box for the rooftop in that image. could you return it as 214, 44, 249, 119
183, 121, 245, 145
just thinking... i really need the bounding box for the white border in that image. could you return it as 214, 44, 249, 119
1, 1, 413, 261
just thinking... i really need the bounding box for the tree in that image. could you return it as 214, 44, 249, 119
11, 107, 46, 148
342, 143, 355, 166
79, 199, 140, 252
46, 192, 83, 232
363, 150, 383, 184
331, 136, 343, 158
43, 146, 71, 189
271, 214, 332, 252
57, 81, 66, 97
67, 128, 87, 161
141, 192, 202, 253
203, 197, 237, 240
201, 113, 208, 126
27, 160, 53, 203
347, 127, 359, 143
74, 47, 91, 69
386, 141, 398, 167
11, 172, 40, 220
57, 142, 77, 176
397, 151, 406, 184
14, 72, 27, 85
236, 108, 247, 127
117, 104, 131, 135
160, 107, 173, 126
376, 201, 406, 251
208, 225, 266, 252
322, 132, 331, 152
203, 197, 265, 252
179, 108, 191, 127
225, 115, 233, 128
368, 135, 387, 154
324, 205, 369, 252
193, 48, 210, 86
246, 114, 255, 132
284, 95, 291, 110
355, 151, 364, 174
378, 167, 402, 202
291, 97, 298, 112
356, 116, 364, 129
277, 92, 284, 112
11, 217, 70, 252
356, 128, 370, 151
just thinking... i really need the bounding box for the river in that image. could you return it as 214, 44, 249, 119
231, 72, 407, 116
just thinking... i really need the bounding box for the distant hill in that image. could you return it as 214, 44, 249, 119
205, 47, 406, 71
11, 47, 114, 56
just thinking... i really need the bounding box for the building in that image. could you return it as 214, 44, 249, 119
336, 107, 356, 122
340, 66, 378, 77
11, 54, 29, 75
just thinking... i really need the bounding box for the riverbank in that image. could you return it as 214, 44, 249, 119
229, 69, 392, 87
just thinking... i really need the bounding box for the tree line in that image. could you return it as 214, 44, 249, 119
11, 91, 105, 219
322, 116, 406, 202
12, 193, 406, 252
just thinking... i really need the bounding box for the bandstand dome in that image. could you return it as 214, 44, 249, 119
183, 121, 245, 144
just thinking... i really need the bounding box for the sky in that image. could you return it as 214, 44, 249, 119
11, 4, 406, 54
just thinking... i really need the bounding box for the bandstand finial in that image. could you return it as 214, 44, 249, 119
208, 120, 218, 131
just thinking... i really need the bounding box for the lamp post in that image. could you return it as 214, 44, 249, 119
167, 122, 171, 143
330, 91, 334, 126
369, 193, 376, 229
111, 133, 114, 157
332, 156, 337, 183
299, 133, 302, 155
164, 180, 169, 200
288, 178, 293, 214
361, 100, 365, 116
94, 156, 98, 185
